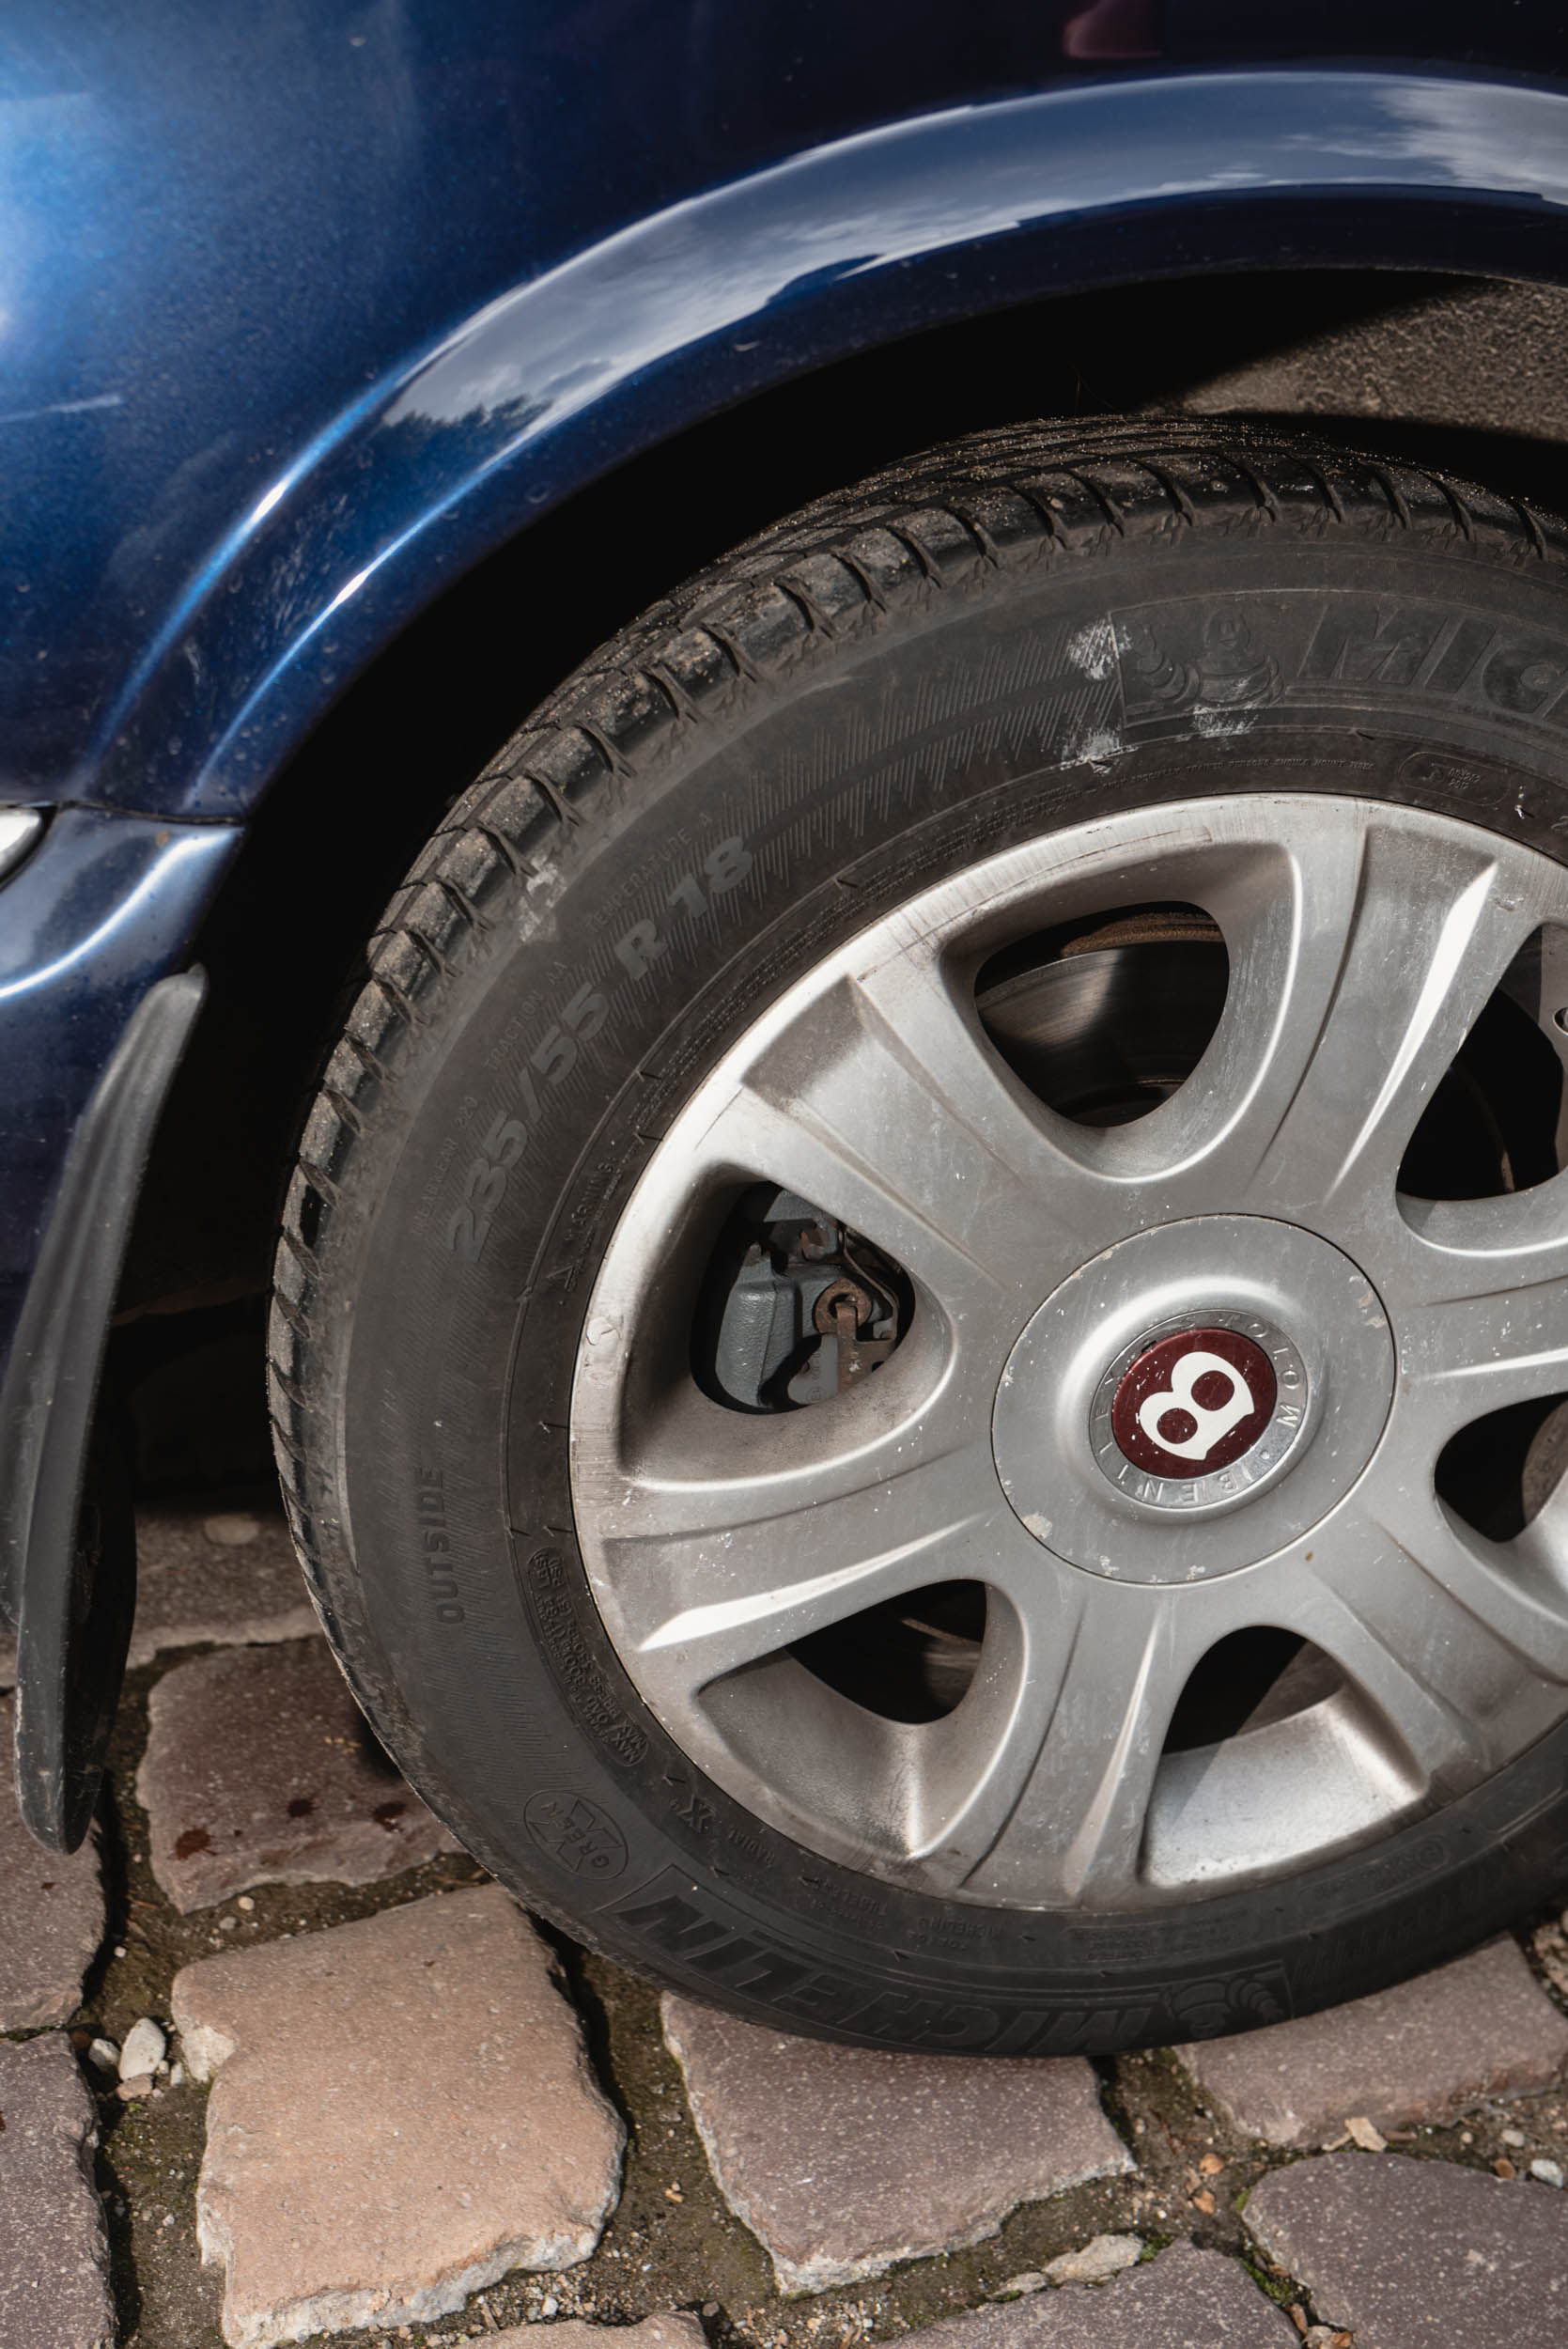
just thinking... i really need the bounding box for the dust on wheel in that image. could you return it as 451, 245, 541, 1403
272, 420, 1568, 2054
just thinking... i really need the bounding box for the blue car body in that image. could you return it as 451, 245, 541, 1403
8, 0, 1568, 1830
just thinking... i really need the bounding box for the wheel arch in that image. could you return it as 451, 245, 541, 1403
114, 66, 1568, 1324
90, 67, 1568, 830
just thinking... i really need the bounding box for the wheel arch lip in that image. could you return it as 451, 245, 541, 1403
62, 64, 1568, 826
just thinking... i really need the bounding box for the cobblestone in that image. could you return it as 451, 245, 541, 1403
138, 1635, 458, 1910
170, 1885, 623, 2345
7, 1601, 1568, 2347
489, 2316, 706, 2349
1178, 1937, 1568, 2145
1245, 2147, 1568, 2345
0, 1693, 104, 2029
662, 1993, 1132, 2294
0, 2034, 115, 2349
886, 2242, 1297, 2346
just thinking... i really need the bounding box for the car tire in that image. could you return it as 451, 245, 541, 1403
272, 417, 1568, 2054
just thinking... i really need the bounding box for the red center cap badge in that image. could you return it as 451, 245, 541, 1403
1110, 1326, 1277, 1479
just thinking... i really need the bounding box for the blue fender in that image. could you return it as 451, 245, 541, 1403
27, 67, 1568, 823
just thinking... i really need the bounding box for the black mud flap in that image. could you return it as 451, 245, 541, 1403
0, 971, 206, 1850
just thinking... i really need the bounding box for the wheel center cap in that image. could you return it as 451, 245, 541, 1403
991, 1216, 1393, 1582
1110, 1325, 1278, 1477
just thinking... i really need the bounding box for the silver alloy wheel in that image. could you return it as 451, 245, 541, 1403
571, 793, 1568, 1907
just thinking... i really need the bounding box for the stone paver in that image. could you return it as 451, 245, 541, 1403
1245, 2148, 1568, 2345
0, 1694, 104, 2028
490, 2318, 706, 2349
171, 1885, 623, 2346
0, 2034, 116, 2349
662, 1993, 1132, 2295
137, 1635, 459, 1909
1178, 1937, 1568, 2146
892, 2243, 1296, 2347
0, 1501, 317, 1689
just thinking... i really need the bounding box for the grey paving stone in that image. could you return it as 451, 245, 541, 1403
0, 1501, 318, 1690
0, 1694, 104, 2029
0, 2034, 116, 2349
1245, 2148, 1568, 2345
1177, 1937, 1568, 2146
137, 1634, 460, 1909
490, 2316, 706, 2349
895, 2243, 1296, 2348
171, 1885, 623, 2347
661, 1993, 1132, 2295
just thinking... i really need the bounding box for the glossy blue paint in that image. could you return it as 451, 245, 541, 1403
0, 814, 238, 1379
82, 70, 1568, 823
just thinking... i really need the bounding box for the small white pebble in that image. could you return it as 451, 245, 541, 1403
118, 2017, 166, 2079
168, 2062, 185, 2089
1530, 2158, 1565, 2187
203, 1511, 261, 1547
219, 1916, 238, 1932
236, 1895, 255, 1911
539, 2298, 558, 2318
113, 1946, 126, 1960
85, 2038, 119, 2075
1500, 2127, 1528, 2148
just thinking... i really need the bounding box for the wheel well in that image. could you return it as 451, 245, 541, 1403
115, 258, 1568, 1484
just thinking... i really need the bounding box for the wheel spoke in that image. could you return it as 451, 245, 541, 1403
691, 954, 1120, 1325
1150, 809, 1538, 1224
585, 1425, 1006, 1708
1392, 1190, 1568, 1434
954, 1579, 1200, 1904
1291, 1494, 1568, 1781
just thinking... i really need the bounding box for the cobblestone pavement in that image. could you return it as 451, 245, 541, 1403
4, 1501, 1568, 2349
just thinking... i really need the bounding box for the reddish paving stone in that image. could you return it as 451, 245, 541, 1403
893, 2243, 1296, 2347
0, 1501, 316, 1689
0, 2035, 115, 2349
662, 1993, 1132, 2295
1177, 1937, 1568, 2147
137, 1635, 459, 1910
490, 2318, 706, 2349
0, 1694, 104, 2029
171, 1886, 623, 2346
1245, 2148, 1568, 2344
